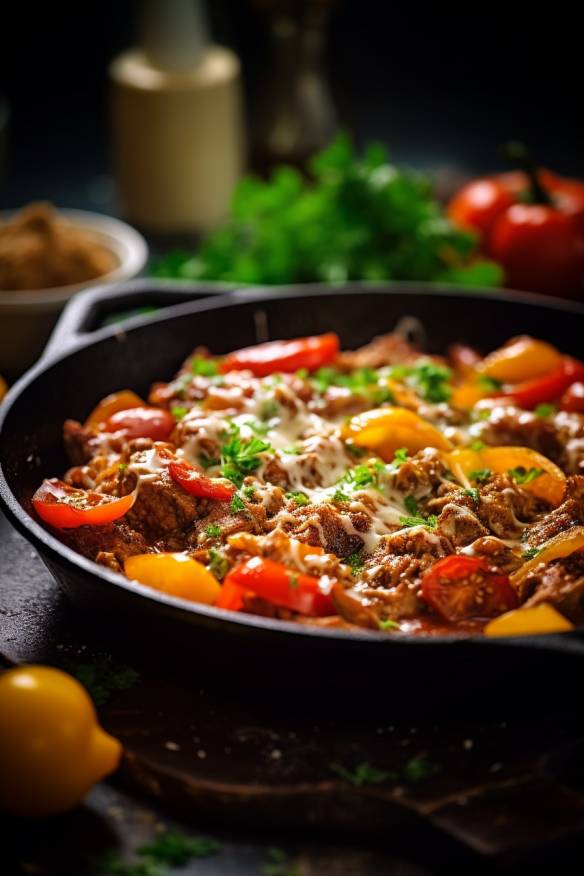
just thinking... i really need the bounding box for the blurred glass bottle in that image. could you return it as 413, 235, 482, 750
109, 0, 244, 235
251, 0, 339, 175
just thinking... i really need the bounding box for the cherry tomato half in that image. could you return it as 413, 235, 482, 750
560, 381, 584, 413
221, 333, 340, 377
168, 460, 236, 501
103, 407, 175, 441
421, 555, 518, 622
33, 479, 135, 529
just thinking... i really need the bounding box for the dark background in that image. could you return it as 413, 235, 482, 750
1, 1, 583, 210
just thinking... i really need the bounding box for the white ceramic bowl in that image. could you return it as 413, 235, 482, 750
0, 209, 148, 378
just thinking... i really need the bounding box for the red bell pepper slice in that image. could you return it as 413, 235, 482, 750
497, 356, 584, 409
33, 479, 136, 529
221, 333, 340, 377
421, 555, 518, 622
168, 459, 236, 501
216, 556, 336, 617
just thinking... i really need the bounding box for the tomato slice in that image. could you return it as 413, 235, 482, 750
217, 557, 336, 616
103, 407, 175, 441
498, 356, 584, 409
33, 479, 135, 529
168, 459, 236, 501
85, 390, 144, 427
421, 555, 518, 622
221, 333, 340, 377
560, 381, 584, 413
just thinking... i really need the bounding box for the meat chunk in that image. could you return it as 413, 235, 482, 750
476, 474, 546, 539
437, 502, 489, 547
522, 551, 584, 623
59, 521, 148, 571
463, 536, 523, 573
478, 405, 564, 464
390, 448, 448, 497
285, 503, 369, 558
124, 470, 202, 541
524, 476, 584, 547
334, 332, 417, 370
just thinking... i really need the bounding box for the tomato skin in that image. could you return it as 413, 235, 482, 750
221, 333, 340, 377
33, 479, 135, 529
168, 460, 235, 501
448, 178, 514, 239
103, 407, 175, 441
421, 555, 518, 622
217, 557, 336, 617
489, 205, 584, 296
560, 381, 584, 413
500, 356, 584, 409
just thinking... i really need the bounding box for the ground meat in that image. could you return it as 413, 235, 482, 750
478, 405, 565, 465
464, 536, 523, 573
334, 332, 417, 370
59, 521, 148, 570
314, 386, 372, 419
361, 526, 452, 590
437, 502, 489, 547
476, 474, 546, 539
390, 448, 448, 497
524, 476, 584, 547
285, 503, 369, 558
124, 470, 203, 541
522, 551, 584, 623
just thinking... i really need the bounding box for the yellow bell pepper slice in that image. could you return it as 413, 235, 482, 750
125, 553, 221, 604
448, 445, 566, 506
450, 380, 490, 411
477, 336, 562, 384
485, 603, 574, 637
342, 406, 453, 460
510, 526, 584, 587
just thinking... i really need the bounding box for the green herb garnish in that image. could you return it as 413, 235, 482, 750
97, 831, 219, 876
393, 447, 409, 464
346, 550, 364, 574
404, 495, 418, 515
508, 466, 544, 485
330, 761, 397, 786
118, 463, 127, 472
230, 493, 246, 513
521, 546, 541, 560
402, 755, 441, 783
378, 618, 401, 631
286, 491, 310, 506
151, 135, 501, 288
220, 425, 272, 487
535, 403, 555, 418
209, 548, 229, 580
190, 356, 219, 377
470, 440, 486, 451
464, 487, 480, 504
469, 468, 492, 483
259, 399, 280, 421
288, 573, 299, 589
261, 847, 300, 876
171, 405, 188, 420
477, 374, 503, 392
332, 488, 349, 503
205, 524, 221, 538
243, 484, 256, 499
399, 514, 438, 530
67, 657, 139, 707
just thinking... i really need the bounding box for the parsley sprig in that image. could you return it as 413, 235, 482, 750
96, 831, 219, 876
508, 466, 544, 485
220, 423, 273, 487
389, 360, 453, 403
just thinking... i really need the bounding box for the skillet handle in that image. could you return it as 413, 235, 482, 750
42, 278, 237, 359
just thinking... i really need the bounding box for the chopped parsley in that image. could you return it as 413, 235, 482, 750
118, 463, 127, 472
508, 466, 544, 485
208, 548, 229, 580
346, 550, 364, 574
469, 468, 492, 483
171, 405, 188, 420
190, 356, 219, 377
330, 761, 397, 786
404, 495, 418, 515
535, 403, 555, 418
464, 487, 480, 504
282, 444, 303, 455
205, 524, 221, 538
477, 374, 503, 392
66, 657, 139, 706
220, 424, 272, 487
378, 617, 400, 631
346, 443, 366, 459
402, 755, 441, 783
261, 847, 300, 876
390, 360, 452, 403
243, 484, 256, 499
393, 447, 409, 464
98, 831, 219, 875
259, 399, 280, 421
399, 514, 438, 530
332, 487, 349, 503
521, 546, 541, 560
230, 492, 246, 513
307, 366, 394, 406
339, 462, 382, 492
470, 439, 486, 451
199, 454, 220, 470
286, 491, 310, 506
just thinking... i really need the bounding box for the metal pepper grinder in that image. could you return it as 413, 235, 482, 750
109, 0, 244, 235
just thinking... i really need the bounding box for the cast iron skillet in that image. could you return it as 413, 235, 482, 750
3, 280, 584, 706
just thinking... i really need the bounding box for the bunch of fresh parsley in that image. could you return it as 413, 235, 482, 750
151, 135, 502, 287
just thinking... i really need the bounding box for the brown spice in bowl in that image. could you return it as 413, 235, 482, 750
0, 203, 118, 291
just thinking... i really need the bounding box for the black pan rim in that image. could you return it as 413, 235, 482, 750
2, 281, 584, 653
